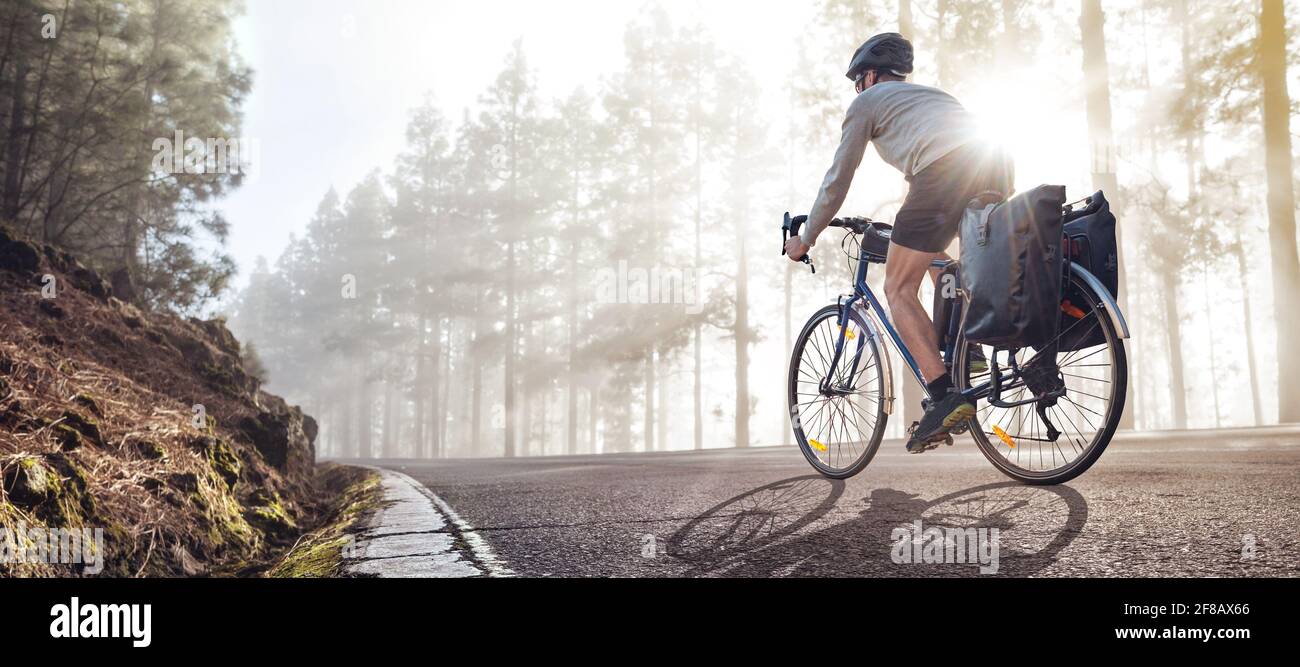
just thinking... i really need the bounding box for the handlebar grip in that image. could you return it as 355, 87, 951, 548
781, 212, 815, 273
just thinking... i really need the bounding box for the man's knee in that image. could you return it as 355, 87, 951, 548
884, 271, 921, 310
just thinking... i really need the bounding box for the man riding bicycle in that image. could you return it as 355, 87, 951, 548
783, 32, 1013, 453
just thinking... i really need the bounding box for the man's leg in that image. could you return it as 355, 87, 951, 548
884, 242, 947, 385
886, 241, 977, 450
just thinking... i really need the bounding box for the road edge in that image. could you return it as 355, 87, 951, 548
346, 467, 515, 578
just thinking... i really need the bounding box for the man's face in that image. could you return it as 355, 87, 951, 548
854, 70, 875, 94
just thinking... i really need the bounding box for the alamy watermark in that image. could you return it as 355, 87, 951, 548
1, 523, 105, 575
891, 519, 1000, 575
152, 130, 261, 182
595, 260, 702, 315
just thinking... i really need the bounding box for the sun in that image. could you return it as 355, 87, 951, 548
961, 74, 1083, 191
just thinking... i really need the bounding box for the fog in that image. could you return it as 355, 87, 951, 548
4, 0, 1292, 460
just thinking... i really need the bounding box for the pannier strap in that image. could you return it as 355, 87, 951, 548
967, 190, 1005, 247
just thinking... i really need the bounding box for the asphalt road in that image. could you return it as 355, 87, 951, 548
360, 428, 1300, 577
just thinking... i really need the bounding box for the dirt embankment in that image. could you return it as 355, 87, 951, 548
0, 225, 321, 576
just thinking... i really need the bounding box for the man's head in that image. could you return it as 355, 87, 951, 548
847, 32, 913, 93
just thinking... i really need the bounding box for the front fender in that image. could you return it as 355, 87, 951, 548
852, 301, 895, 416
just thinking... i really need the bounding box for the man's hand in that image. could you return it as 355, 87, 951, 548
784, 236, 810, 261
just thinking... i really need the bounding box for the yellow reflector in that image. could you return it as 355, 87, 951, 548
992, 425, 1016, 449
808, 438, 827, 452
845, 329, 856, 340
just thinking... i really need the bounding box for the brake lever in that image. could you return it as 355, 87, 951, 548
782, 212, 815, 273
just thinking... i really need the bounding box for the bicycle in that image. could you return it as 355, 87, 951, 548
781, 210, 1129, 485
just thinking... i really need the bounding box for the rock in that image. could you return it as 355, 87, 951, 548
237, 393, 314, 478
0, 402, 21, 430
71, 393, 103, 418
133, 439, 166, 460
166, 472, 201, 494
242, 489, 297, 542
302, 413, 319, 444
39, 300, 65, 319
192, 318, 241, 356
0, 240, 41, 275
55, 424, 83, 451
60, 410, 107, 448
191, 435, 241, 489
70, 265, 111, 300
93, 326, 125, 348
109, 267, 138, 303
2, 456, 56, 506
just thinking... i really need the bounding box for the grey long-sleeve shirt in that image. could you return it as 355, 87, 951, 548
802, 81, 981, 247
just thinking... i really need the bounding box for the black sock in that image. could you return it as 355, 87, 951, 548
926, 373, 953, 398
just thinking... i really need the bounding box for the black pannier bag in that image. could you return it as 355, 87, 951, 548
959, 184, 1067, 349
1058, 190, 1118, 351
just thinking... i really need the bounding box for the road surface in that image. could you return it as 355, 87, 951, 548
353, 428, 1300, 577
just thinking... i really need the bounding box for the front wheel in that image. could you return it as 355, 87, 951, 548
788, 304, 889, 479
955, 274, 1127, 485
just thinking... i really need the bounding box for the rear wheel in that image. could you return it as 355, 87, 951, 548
955, 274, 1127, 485
788, 304, 888, 479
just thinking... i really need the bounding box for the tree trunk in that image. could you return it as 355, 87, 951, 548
1080, 0, 1134, 429
1233, 231, 1264, 425
471, 322, 483, 456
412, 319, 426, 457
1160, 271, 1188, 429
504, 241, 517, 457
1201, 268, 1221, 428
588, 384, 599, 454
1258, 0, 1300, 423
439, 320, 452, 457
643, 354, 655, 452
2, 56, 27, 224
735, 212, 751, 448
567, 254, 579, 456
381, 371, 395, 458
657, 348, 669, 451
341, 365, 355, 458
429, 315, 442, 458
358, 358, 373, 458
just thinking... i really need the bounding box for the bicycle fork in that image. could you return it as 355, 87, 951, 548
823, 294, 894, 415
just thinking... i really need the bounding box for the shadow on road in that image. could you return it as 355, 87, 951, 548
668, 475, 844, 571
669, 478, 1088, 577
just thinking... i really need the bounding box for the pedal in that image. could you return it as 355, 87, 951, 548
905, 422, 951, 454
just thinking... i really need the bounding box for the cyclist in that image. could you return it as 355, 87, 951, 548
783, 32, 1013, 453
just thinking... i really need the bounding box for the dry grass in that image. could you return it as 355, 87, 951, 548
0, 235, 317, 576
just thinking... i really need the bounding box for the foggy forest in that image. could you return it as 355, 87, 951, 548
2, 0, 1298, 461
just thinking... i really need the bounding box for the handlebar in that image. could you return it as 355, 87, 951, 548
781, 212, 815, 273
782, 212, 880, 273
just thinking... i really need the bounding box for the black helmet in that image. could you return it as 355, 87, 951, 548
846, 32, 914, 81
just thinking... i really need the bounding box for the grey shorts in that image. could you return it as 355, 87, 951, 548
891, 143, 1015, 253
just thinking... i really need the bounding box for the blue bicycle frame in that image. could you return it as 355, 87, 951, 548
822, 248, 1131, 408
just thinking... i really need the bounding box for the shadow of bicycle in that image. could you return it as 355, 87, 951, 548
668, 477, 1088, 578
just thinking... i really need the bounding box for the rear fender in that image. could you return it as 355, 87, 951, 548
1068, 262, 1130, 339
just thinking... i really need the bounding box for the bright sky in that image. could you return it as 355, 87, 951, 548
221, 0, 817, 287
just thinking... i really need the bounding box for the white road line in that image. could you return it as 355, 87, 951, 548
343, 468, 513, 578
385, 468, 516, 578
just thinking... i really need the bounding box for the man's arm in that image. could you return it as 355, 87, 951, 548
801, 94, 873, 247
